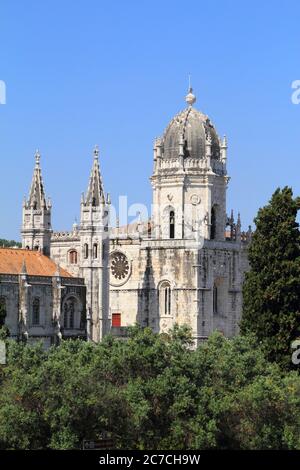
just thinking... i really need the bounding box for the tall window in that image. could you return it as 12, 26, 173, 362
84, 243, 88, 259
211, 206, 216, 240
159, 281, 171, 316
0, 296, 6, 327
69, 250, 78, 264
213, 284, 218, 314
93, 243, 98, 259
64, 298, 76, 329
169, 210, 175, 239
32, 297, 40, 325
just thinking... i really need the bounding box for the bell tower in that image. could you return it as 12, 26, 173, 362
79, 146, 110, 342
21, 150, 52, 255
151, 88, 228, 244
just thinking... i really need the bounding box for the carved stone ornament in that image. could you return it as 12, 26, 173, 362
109, 251, 131, 286
190, 194, 201, 205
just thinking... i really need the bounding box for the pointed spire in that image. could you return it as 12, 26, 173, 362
230, 209, 234, 223
85, 146, 105, 206
27, 150, 48, 210
220, 135, 228, 164
35, 149, 41, 165
55, 263, 61, 278
93, 144, 99, 159
21, 258, 27, 274
72, 217, 78, 232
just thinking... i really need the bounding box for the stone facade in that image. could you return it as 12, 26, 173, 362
0, 250, 86, 347
107, 88, 250, 343
16, 87, 251, 344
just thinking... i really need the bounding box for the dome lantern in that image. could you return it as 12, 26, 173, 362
185, 87, 196, 107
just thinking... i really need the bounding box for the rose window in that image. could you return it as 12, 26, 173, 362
111, 252, 129, 280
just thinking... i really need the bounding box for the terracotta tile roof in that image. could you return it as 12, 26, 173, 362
0, 248, 72, 277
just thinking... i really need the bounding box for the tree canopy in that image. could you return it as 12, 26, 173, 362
0, 326, 300, 450
241, 187, 300, 368
0, 239, 21, 248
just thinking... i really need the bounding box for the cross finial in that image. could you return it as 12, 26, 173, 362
185, 77, 196, 106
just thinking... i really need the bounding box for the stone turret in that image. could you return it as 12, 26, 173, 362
151, 86, 228, 242
21, 150, 52, 255
79, 146, 110, 342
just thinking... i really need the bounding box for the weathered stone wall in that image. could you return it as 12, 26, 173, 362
109, 236, 248, 342
0, 273, 86, 347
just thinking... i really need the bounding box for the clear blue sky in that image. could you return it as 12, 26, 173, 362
0, 0, 300, 240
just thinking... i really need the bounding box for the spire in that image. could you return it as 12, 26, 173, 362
27, 149, 48, 210
21, 258, 27, 274
85, 146, 105, 206
55, 263, 61, 278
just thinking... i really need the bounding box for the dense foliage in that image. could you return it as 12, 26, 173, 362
0, 326, 300, 450
241, 187, 300, 368
0, 239, 21, 248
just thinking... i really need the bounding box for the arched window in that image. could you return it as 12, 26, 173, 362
34, 245, 39, 251
93, 243, 98, 259
0, 296, 6, 327
63, 297, 77, 329
25, 246, 30, 250
32, 298, 40, 325
211, 206, 216, 240
69, 302, 74, 328
169, 210, 175, 239
213, 284, 218, 314
69, 250, 78, 264
84, 243, 88, 259
63, 303, 68, 328
159, 281, 171, 316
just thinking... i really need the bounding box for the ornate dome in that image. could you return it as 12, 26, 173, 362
162, 89, 220, 160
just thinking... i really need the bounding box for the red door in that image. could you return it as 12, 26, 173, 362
112, 313, 121, 327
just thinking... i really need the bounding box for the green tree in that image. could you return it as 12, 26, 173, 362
0, 239, 21, 248
241, 187, 300, 369
1, 328, 300, 450
191, 333, 300, 449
